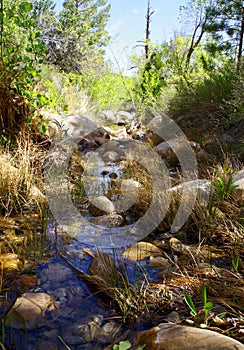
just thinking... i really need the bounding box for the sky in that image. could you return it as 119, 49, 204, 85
55, 0, 187, 72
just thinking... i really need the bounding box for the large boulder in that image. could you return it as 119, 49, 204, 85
137, 324, 244, 350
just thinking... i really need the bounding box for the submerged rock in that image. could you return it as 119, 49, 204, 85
5, 292, 56, 330
95, 321, 121, 344
61, 315, 103, 345
41, 263, 74, 283
137, 323, 244, 350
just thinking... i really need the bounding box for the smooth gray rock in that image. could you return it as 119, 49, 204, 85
88, 196, 115, 216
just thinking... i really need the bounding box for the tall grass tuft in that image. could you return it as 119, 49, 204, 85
0, 138, 45, 215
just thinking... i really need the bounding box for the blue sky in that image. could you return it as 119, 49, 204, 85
55, 0, 186, 72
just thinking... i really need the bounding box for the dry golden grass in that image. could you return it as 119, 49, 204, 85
0, 138, 46, 215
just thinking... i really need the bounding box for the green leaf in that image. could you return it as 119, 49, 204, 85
113, 341, 131, 350
38, 124, 47, 134
19, 2, 33, 12
201, 285, 207, 306
184, 294, 198, 317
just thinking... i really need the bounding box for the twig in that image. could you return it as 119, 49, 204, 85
58, 336, 72, 350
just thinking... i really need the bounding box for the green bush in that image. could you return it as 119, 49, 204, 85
89, 72, 135, 111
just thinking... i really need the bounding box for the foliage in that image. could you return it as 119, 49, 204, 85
113, 341, 145, 350
168, 62, 240, 117
0, 0, 48, 136
45, 0, 111, 74
131, 47, 166, 113
40, 65, 90, 113
0, 0, 45, 93
212, 162, 237, 201
89, 70, 135, 111
184, 284, 213, 326
180, 0, 244, 72
205, 0, 244, 71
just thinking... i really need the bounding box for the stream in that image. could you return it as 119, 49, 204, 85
0, 154, 160, 350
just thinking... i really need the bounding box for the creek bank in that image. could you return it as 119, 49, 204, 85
1, 110, 243, 349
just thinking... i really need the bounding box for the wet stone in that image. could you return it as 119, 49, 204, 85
95, 321, 121, 344
41, 263, 74, 283
61, 315, 103, 345
5, 292, 56, 330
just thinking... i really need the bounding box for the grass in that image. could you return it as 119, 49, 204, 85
0, 138, 45, 216
83, 250, 173, 324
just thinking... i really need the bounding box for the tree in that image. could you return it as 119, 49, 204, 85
180, 0, 244, 73
180, 0, 217, 69
145, 0, 154, 59
0, 0, 46, 135
31, 0, 57, 46
206, 0, 244, 73
46, 0, 111, 74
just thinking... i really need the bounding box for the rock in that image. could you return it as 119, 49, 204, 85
164, 311, 181, 323
122, 242, 162, 261
232, 168, 244, 204
5, 292, 56, 330
220, 134, 234, 143
168, 179, 211, 206
121, 179, 140, 193
88, 196, 116, 216
112, 179, 140, 213
116, 110, 134, 122
95, 321, 121, 344
103, 126, 128, 139
137, 323, 244, 349
102, 151, 120, 162
155, 139, 201, 163
61, 315, 103, 345
196, 149, 210, 161
149, 256, 171, 270
99, 110, 116, 124
154, 140, 177, 163
19, 275, 37, 287
41, 263, 74, 283
146, 115, 165, 146
91, 214, 123, 227
0, 253, 20, 272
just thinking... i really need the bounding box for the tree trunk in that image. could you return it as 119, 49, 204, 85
237, 4, 244, 74
145, 0, 153, 59
0, 0, 3, 63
